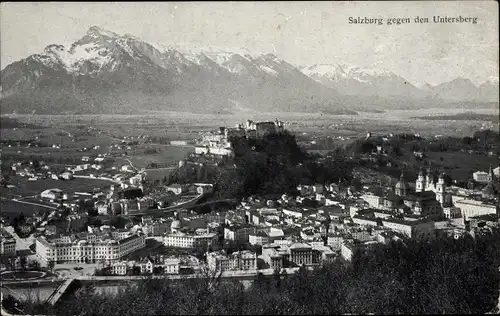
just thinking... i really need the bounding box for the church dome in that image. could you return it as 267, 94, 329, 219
395, 172, 408, 190
395, 180, 408, 190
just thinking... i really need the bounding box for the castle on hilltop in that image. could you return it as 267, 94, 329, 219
194, 119, 285, 157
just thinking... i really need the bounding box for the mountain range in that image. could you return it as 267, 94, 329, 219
1, 26, 498, 115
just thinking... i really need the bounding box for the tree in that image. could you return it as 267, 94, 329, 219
19, 256, 27, 271
47, 260, 55, 272
28, 260, 41, 271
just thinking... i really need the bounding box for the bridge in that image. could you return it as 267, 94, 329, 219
45, 278, 74, 306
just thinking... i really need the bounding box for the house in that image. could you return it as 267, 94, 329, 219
96, 202, 109, 215
140, 256, 155, 274
196, 184, 213, 195
206, 250, 257, 272
473, 171, 492, 184
110, 261, 129, 275
61, 171, 74, 180
224, 225, 257, 243
121, 165, 135, 172
165, 184, 188, 195
41, 188, 63, 201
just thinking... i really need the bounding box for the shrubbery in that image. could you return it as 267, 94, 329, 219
213, 131, 356, 199
26, 227, 499, 316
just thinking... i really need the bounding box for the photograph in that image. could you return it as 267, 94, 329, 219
0, 1, 499, 315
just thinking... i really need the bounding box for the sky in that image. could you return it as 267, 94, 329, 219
1, 1, 498, 86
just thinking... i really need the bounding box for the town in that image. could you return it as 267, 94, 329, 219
2, 119, 499, 288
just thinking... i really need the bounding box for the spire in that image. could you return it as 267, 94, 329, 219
418, 167, 425, 178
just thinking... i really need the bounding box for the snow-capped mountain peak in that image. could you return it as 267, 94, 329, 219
300, 63, 425, 97
87, 26, 118, 39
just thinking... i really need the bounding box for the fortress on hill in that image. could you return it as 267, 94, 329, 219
194, 119, 285, 157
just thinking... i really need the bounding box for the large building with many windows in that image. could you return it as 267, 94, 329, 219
35, 231, 145, 264
163, 231, 217, 250
0, 230, 16, 257
206, 250, 257, 272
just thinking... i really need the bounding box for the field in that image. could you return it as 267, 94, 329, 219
2, 107, 498, 183
0, 176, 113, 198
0, 200, 48, 217
0, 176, 115, 217
4, 107, 498, 142
424, 151, 497, 182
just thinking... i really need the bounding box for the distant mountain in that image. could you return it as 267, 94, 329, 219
1, 26, 497, 115
0, 26, 352, 115
429, 78, 479, 101
478, 77, 500, 102
300, 64, 425, 99
300, 64, 499, 103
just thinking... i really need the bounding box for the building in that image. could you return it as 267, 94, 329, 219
0, 231, 16, 256
195, 183, 214, 195
261, 244, 285, 270
61, 171, 74, 180
341, 241, 355, 261
96, 202, 109, 215
381, 218, 435, 239
110, 261, 129, 275
341, 240, 379, 261
361, 194, 385, 209
261, 242, 321, 268
139, 256, 180, 275
165, 184, 188, 195
224, 225, 257, 243
326, 234, 344, 251
41, 188, 63, 201
473, 171, 492, 184
352, 214, 435, 239
121, 165, 135, 172
310, 244, 336, 264
455, 198, 497, 221
163, 231, 217, 251
35, 231, 146, 264
395, 173, 408, 197
142, 220, 170, 237
248, 231, 270, 246
288, 242, 320, 266
442, 206, 462, 219
282, 207, 316, 219
206, 250, 257, 272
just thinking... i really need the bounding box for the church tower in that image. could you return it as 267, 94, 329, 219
436, 172, 446, 205
395, 171, 408, 197
416, 168, 426, 192
425, 165, 433, 191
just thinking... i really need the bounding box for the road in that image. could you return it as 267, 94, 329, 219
9, 199, 57, 211
2, 267, 306, 286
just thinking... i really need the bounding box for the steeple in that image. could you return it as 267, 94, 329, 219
416, 167, 426, 192
395, 170, 408, 196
